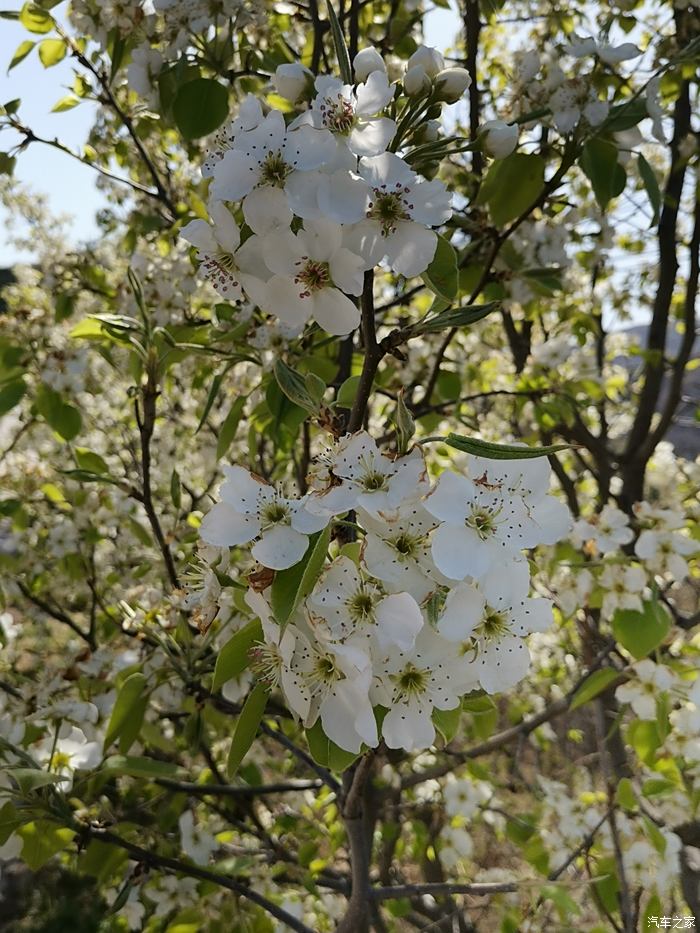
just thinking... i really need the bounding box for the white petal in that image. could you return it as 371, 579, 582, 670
349, 117, 396, 156
210, 150, 259, 201
264, 275, 312, 327
311, 288, 360, 336
298, 218, 343, 261
359, 151, 415, 189
284, 126, 337, 171
290, 502, 331, 534
477, 636, 530, 693
220, 465, 272, 512
200, 501, 259, 547
243, 186, 293, 235
382, 698, 434, 751
409, 179, 453, 226
355, 70, 394, 115
284, 170, 324, 220
252, 526, 309, 570
180, 219, 218, 255
281, 666, 311, 720
329, 247, 365, 295
424, 471, 471, 524
375, 593, 424, 651
344, 219, 385, 268
262, 228, 302, 276
437, 583, 485, 640
209, 201, 241, 252
385, 222, 437, 277
317, 171, 370, 224
431, 524, 489, 581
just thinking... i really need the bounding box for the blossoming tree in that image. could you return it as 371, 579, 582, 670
0, 0, 699, 931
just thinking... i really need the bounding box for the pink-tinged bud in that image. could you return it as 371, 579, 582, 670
272, 63, 313, 102
407, 44, 444, 78
404, 65, 431, 97
482, 119, 519, 158
434, 67, 471, 103
353, 47, 386, 82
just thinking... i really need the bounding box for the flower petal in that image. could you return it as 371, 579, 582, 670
252, 526, 309, 570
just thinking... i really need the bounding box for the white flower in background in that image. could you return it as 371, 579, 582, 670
343, 152, 453, 276
372, 627, 468, 751
211, 110, 336, 231
598, 563, 646, 617
180, 202, 246, 300
361, 502, 442, 603
566, 37, 642, 65
179, 810, 217, 864
481, 119, 519, 158
443, 775, 493, 819
572, 503, 633, 554
0, 611, 20, 642
260, 220, 363, 335
272, 62, 313, 102
434, 67, 471, 103
32, 724, 101, 791
635, 527, 697, 580
307, 555, 424, 651
438, 561, 553, 693
439, 825, 474, 869
616, 659, 675, 720
127, 46, 163, 107
200, 466, 329, 570
300, 70, 396, 157
309, 431, 429, 518
551, 566, 593, 617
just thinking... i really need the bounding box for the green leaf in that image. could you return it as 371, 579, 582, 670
0, 151, 17, 175
569, 668, 620, 710
642, 895, 663, 933
103, 672, 147, 751
412, 301, 500, 335
393, 390, 415, 455
602, 98, 647, 132
611, 600, 670, 660
305, 719, 360, 771
8, 768, 68, 793
336, 375, 360, 410
421, 234, 458, 302
74, 448, 109, 474
173, 78, 229, 140
216, 396, 246, 458
0, 379, 26, 416
273, 359, 321, 415
35, 385, 82, 440
170, 468, 181, 509
478, 153, 545, 226
103, 755, 180, 779
627, 719, 661, 766
615, 777, 637, 811
38, 37, 65, 66
19, 2, 53, 33
637, 153, 661, 226
433, 706, 461, 743
324, 0, 352, 85
227, 683, 268, 778
213, 618, 263, 690
580, 139, 626, 210
196, 370, 225, 433
437, 433, 570, 459
270, 525, 331, 625
51, 94, 80, 112
9, 39, 35, 69
18, 821, 74, 871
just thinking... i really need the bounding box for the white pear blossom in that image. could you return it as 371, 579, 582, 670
353, 47, 386, 82
259, 220, 363, 335
572, 503, 633, 554
200, 466, 329, 570
180, 202, 246, 300
272, 62, 313, 102
179, 810, 217, 864
635, 527, 697, 580
616, 659, 675, 720
598, 563, 646, 618
32, 724, 101, 791
299, 71, 396, 157
482, 119, 519, 158
372, 627, 469, 751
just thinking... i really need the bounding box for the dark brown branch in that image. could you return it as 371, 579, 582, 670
347, 272, 383, 433
16, 581, 95, 649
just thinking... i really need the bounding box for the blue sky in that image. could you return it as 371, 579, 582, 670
0, 3, 461, 267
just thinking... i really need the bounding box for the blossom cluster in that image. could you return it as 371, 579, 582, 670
197, 432, 571, 752
180, 48, 471, 334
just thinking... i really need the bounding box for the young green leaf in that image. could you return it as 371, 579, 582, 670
611, 600, 670, 660
271, 525, 331, 625
305, 719, 360, 771
103, 672, 147, 751
173, 78, 229, 140
9, 39, 35, 70
274, 359, 321, 415
421, 234, 459, 302
324, 0, 353, 85
412, 301, 500, 335
19, 2, 54, 33
637, 153, 661, 227
569, 668, 620, 710
478, 153, 545, 226
227, 682, 269, 778
38, 37, 65, 66
435, 433, 570, 459
580, 138, 626, 210
213, 619, 263, 690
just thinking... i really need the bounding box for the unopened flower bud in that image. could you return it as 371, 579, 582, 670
482, 119, 519, 158
404, 65, 431, 97
407, 44, 444, 78
353, 47, 386, 82
434, 67, 471, 103
272, 62, 313, 102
